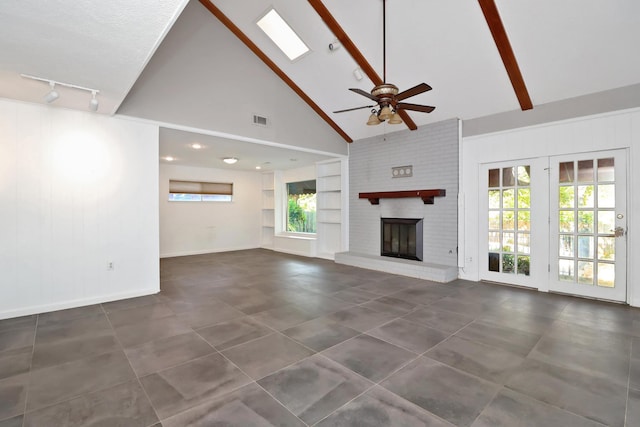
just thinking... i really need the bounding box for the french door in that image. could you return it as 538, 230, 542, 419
549, 150, 627, 301
480, 149, 627, 302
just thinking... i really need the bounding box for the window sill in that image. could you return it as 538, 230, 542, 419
276, 233, 317, 240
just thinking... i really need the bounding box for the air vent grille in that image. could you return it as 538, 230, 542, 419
253, 115, 268, 126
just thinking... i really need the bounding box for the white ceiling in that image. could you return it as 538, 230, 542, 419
0, 0, 188, 114
1, 0, 640, 166
159, 127, 340, 171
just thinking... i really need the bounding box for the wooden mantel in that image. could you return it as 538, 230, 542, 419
359, 189, 446, 205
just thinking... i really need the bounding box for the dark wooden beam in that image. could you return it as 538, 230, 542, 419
359, 189, 446, 205
478, 0, 533, 110
308, 0, 418, 130
198, 0, 353, 143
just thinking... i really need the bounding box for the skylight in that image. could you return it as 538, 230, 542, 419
257, 9, 309, 61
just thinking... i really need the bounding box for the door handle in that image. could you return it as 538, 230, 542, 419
610, 226, 626, 237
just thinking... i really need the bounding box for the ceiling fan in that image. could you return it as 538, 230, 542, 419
333, 0, 435, 126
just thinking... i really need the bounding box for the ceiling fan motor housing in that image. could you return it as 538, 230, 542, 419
371, 83, 399, 97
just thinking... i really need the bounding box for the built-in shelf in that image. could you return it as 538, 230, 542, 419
359, 189, 446, 205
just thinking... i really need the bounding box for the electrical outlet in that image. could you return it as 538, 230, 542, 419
107, 262, 114, 271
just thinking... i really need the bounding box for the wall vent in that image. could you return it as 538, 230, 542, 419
252, 114, 268, 127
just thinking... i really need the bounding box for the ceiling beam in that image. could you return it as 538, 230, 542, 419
198, 0, 353, 143
308, 0, 418, 131
478, 0, 533, 110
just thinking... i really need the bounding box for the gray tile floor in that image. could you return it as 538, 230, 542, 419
1, 249, 639, 426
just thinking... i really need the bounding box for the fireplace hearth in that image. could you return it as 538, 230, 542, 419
381, 218, 423, 261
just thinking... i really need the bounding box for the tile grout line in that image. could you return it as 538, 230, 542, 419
213, 342, 312, 427
20, 313, 39, 427
100, 302, 163, 427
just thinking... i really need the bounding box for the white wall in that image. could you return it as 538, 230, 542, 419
0, 99, 160, 319
160, 164, 262, 257
461, 108, 640, 306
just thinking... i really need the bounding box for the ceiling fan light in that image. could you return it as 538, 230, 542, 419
388, 112, 403, 124
366, 112, 381, 126
379, 105, 393, 121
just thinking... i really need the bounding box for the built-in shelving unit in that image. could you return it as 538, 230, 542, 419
316, 159, 347, 259
261, 172, 275, 248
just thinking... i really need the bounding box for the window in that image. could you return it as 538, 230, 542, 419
286, 180, 316, 233
169, 180, 232, 202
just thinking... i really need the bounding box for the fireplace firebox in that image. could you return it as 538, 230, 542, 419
381, 218, 423, 261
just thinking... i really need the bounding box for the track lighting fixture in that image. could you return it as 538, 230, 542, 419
44, 82, 59, 103
328, 39, 341, 51
21, 74, 101, 112
89, 90, 99, 112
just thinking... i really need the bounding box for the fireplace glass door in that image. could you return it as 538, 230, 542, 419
381, 218, 423, 261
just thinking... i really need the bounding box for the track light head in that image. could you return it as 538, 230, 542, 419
89, 90, 99, 112
328, 39, 341, 51
44, 82, 59, 103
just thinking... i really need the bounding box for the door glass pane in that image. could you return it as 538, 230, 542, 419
578, 236, 594, 259
488, 190, 500, 209
577, 160, 594, 183
489, 211, 500, 229
517, 211, 530, 231
559, 211, 575, 232
502, 232, 515, 252
597, 263, 615, 287
597, 158, 614, 182
559, 259, 574, 281
559, 235, 574, 257
577, 185, 594, 207
597, 237, 615, 261
502, 189, 515, 208
559, 162, 574, 183
488, 169, 500, 187
502, 254, 515, 273
517, 233, 531, 254
578, 261, 594, 284
503, 167, 515, 187
488, 232, 501, 251
517, 256, 530, 276
517, 166, 531, 186
489, 253, 500, 272
503, 211, 515, 230
598, 184, 615, 208
518, 188, 531, 208
559, 186, 574, 208
577, 211, 594, 233
597, 211, 615, 234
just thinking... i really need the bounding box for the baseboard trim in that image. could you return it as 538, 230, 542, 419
0, 287, 159, 320
160, 245, 260, 258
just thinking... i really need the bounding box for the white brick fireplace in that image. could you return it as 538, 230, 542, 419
335, 118, 460, 282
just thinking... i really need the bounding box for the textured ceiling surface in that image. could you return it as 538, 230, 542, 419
1, 0, 639, 165
0, 0, 188, 114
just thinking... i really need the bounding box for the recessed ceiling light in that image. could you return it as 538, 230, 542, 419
255, 166, 262, 170
164, 156, 175, 162
223, 157, 238, 164
257, 9, 309, 61
191, 143, 202, 149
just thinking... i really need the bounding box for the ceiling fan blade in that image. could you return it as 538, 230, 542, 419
396, 103, 435, 113
395, 83, 432, 101
349, 88, 378, 101
333, 105, 375, 113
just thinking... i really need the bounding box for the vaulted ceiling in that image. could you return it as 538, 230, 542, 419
1, 0, 639, 167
